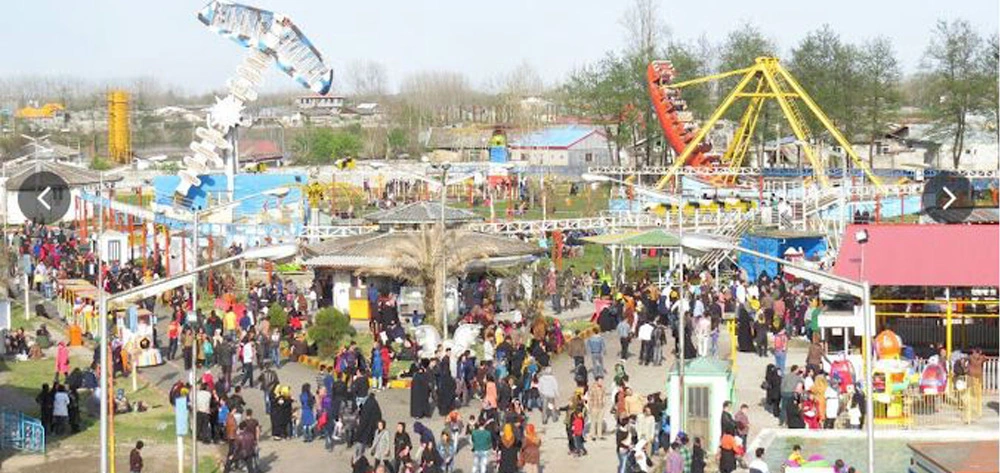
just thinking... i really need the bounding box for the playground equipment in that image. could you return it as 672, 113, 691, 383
175, 1, 333, 199
646, 57, 883, 189
871, 329, 914, 423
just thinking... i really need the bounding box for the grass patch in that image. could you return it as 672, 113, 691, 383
1, 354, 178, 449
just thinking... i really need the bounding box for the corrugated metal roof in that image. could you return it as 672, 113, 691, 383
363, 202, 482, 224
5, 159, 123, 188
832, 224, 1000, 287
509, 125, 602, 149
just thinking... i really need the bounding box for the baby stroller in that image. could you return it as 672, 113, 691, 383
626, 439, 652, 473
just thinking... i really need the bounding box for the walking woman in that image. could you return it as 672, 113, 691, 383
497, 423, 521, 473
520, 423, 542, 473
299, 383, 315, 442
717, 432, 738, 473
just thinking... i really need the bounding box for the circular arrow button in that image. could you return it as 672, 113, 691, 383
17, 171, 71, 225
921, 171, 972, 223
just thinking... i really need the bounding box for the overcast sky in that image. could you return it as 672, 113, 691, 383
5, 0, 997, 94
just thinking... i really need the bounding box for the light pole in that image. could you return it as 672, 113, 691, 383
187, 185, 289, 473
96, 166, 126, 473
433, 163, 451, 339
680, 233, 876, 473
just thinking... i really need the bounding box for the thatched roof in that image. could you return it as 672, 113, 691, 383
302, 230, 543, 270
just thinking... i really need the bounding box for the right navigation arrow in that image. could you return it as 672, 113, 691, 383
942, 187, 957, 210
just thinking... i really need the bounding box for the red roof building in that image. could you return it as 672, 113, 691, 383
832, 224, 999, 287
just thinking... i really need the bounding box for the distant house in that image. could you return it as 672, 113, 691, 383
297, 95, 345, 113
509, 125, 611, 169
239, 139, 285, 168
422, 127, 493, 162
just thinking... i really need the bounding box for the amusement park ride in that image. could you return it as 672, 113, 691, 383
646, 56, 882, 190
174, 0, 333, 203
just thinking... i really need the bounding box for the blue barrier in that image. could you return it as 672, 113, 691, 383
1, 408, 45, 453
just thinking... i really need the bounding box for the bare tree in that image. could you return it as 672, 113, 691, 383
344, 59, 388, 98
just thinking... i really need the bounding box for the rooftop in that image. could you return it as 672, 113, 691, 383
832, 223, 1000, 287
363, 202, 483, 225
4, 159, 123, 188
302, 230, 544, 270
509, 125, 603, 149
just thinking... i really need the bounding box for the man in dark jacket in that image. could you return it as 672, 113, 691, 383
129, 441, 144, 473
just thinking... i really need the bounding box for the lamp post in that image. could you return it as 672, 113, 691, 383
187, 185, 289, 473
433, 163, 451, 339
680, 233, 875, 473
95, 166, 127, 473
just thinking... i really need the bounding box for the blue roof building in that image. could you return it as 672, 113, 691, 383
509, 125, 611, 171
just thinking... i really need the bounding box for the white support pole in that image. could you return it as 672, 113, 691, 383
23, 273, 29, 320
99, 173, 108, 473
177, 436, 185, 473
191, 210, 199, 473
862, 281, 875, 473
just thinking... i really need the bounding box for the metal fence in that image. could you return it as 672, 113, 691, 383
873, 375, 992, 429
0, 408, 45, 454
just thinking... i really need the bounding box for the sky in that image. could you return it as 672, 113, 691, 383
4, 0, 998, 95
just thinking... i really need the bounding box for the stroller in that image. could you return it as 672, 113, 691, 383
626, 439, 652, 473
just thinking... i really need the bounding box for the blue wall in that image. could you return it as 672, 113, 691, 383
738, 234, 827, 281
154, 173, 306, 216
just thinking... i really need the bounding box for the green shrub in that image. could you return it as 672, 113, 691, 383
268, 303, 288, 329
308, 307, 356, 357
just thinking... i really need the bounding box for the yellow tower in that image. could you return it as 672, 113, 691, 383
107, 90, 131, 164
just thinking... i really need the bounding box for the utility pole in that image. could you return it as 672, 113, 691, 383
438, 164, 451, 340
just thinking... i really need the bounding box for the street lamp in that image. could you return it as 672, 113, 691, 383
431, 163, 451, 340
679, 233, 876, 473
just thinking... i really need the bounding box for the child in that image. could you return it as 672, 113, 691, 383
848, 397, 862, 429
571, 410, 586, 456
788, 444, 805, 465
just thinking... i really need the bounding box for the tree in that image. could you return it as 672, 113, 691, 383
292, 127, 363, 164
718, 22, 777, 73
980, 33, 999, 141
788, 25, 863, 138
344, 59, 388, 98
619, 0, 669, 166
387, 128, 409, 156
268, 303, 288, 330
489, 60, 546, 127
360, 226, 494, 324
921, 19, 985, 167
857, 37, 902, 167
560, 53, 641, 164
718, 22, 778, 123
307, 308, 356, 357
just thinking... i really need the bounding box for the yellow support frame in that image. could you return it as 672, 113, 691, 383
655, 57, 883, 189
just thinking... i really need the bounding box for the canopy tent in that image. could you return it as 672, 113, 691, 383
582, 229, 698, 286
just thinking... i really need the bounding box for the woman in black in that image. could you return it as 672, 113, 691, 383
786, 392, 805, 429
764, 364, 783, 418
36, 384, 53, 434
691, 436, 707, 473
497, 423, 521, 473
393, 422, 412, 473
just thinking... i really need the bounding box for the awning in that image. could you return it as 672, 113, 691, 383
582, 229, 681, 247
832, 224, 1000, 287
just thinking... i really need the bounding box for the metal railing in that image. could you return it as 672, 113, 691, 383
0, 408, 45, 454
872, 375, 991, 429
